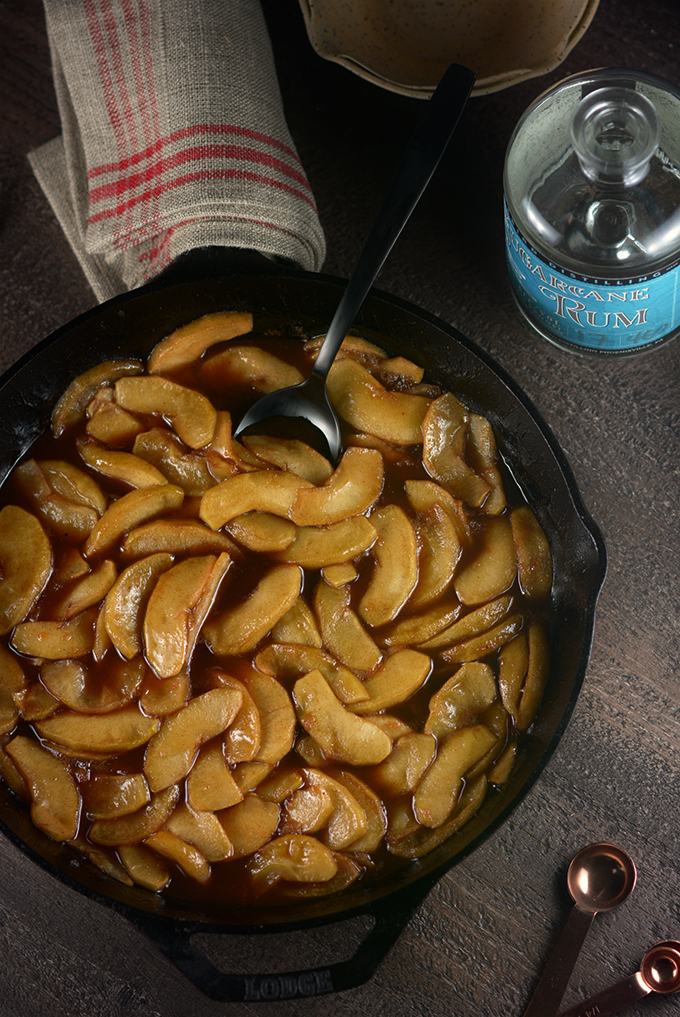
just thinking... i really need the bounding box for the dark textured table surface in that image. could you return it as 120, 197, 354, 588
2, 1, 680, 1015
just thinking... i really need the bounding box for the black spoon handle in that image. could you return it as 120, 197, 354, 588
312, 61, 476, 379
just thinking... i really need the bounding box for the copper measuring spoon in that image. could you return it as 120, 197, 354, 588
558, 940, 680, 1016
523, 843, 637, 1017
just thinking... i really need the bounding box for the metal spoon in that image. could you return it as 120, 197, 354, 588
522, 843, 637, 1017
233, 61, 476, 463
558, 940, 680, 1017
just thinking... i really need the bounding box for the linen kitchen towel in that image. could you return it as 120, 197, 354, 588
29, 0, 326, 302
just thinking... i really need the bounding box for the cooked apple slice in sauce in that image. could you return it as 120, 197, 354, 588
199, 345, 304, 393
11, 608, 98, 659
289, 447, 384, 526
241, 435, 334, 485
144, 552, 231, 678
186, 740, 244, 812
12, 460, 99, 542
203, 564, 302, 657
115, 376, 217, 449
409, 505, 462, 609
271, 598, 323, 648
226, 512, 297, 553
0, 643, 26, 736
424, 662, 498, 740
147, 310, 254, 374
0, 505, 52, 635
454, 515, 517, 606
358, 505, 418, 626
82, 772, 150, 819
248, 834, 338, 890
103, 552, 173, 659
327, 358, 430, 443
255, 643, 369, 706
51, 559, 117, 621
368, 731, 437, 797
85, 484, 185, 559
36, 705, 160, 755
422, 393, 491, 508
293, 670, 391, 766
40, 656, 147, 714
510, 506, 553, 600
5, 735, 80, 841
121, 518, 237, 559
302, 768, 368, 850
133, 427, 217, 495
413, 725, 497, 828
207, 670, 262, 765
218, 793, 280, 858
77, 438, 168, 489
89, 784, 180, 846
200, 471, 313, 529
278, 516, 377, 568
165, 801, 234, 861
144, 687, 242, 792
242, 671, 296, 766
314, 581, 382, 672
51, 358, 143, 437
351, 649, 432, 715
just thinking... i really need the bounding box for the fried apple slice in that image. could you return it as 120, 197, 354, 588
254, 643, 369, 706
420, 594, 513, 650
115, 376, 217, 449
368, 732, 436, 797
271, 598, 323, 648
303, 768, 368, 850
144, 552, 231, 678
293, 670, 391, 765
12, 460, 99, 543
351, 649, 432, 715
36, 705, 160, 754
89, 784, 180, 846
241, 435, 333, 485
11, 608, 97, 659
85, 484, 185, 559
510, 506, 553, 600
226, 512, 297, 552
13, 683, 60, 722
200, 471, 313, 529
40, 460, 107, 516
327, 358, 430, 443
218, 793, 280, 858
145, 829, 211, 883
186, 740, 244, 811
389, 775, 487, 859
305, 333, 386, 362
199, 345, 304, 393
410, 505, 462, 609
517, 623, 549, 732
0, 643, 26, 736
498, 631, 529, 722
422, 394, 491, 507
165, 802, 234, 861
77, 438, 168, 489
326, 768, 387, 853
133, 427, 216, 495
404, 479, 472, 544
51, 358, 143, 436
0, 505, 53, 636
278, 516, 377, 569
378, 355, 425, 385
40, 656, 147, 715
321, 562, 358, 588
118, 843, 171, 891
358, 505, 418, 626
454, 515, 517, 606
144, 687, 242, 792
243, 671, 296, 765
441, 614, 523, 664
85, 393, 146, 446
382, 601, 461, 648
122, 518, 237, 559
314, 581, 382, 672
468, 413, 507, 515
248, 833, 337, 890
289, 447, 384, 527
413, 725, 497, 828
52, 559, 117, 621
148, 310, 253, 373
6, 735, 80, 841
103, 552, 173, 659
257, 767, 305, 803
281, 783, 334, 835
207, 670, 262, 765
424, 663, 498, 740
231, 761, 273, 794
82, 773, 150, 819
205, 410, 264, 476
139, 669, 191, 717
203, 564, 302, 657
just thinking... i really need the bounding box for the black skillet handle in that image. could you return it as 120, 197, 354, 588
128, 887, 427, 1002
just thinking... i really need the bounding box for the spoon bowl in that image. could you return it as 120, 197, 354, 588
566, 842, 637, 913
523, 843, 636, 1017
233, 61, 476, 462
558, 940, 680, 1016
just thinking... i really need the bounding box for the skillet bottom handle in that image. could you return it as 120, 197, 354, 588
130, 894, 423, 1002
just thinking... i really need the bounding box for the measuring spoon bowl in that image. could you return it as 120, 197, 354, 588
558, 940, 680, 1017
522, 844, 637, 1017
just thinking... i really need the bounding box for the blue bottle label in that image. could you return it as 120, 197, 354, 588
504, 200, 680, 351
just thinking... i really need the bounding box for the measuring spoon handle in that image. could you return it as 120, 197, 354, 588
557, 972, 651, 1017
523, 906, 596, 1017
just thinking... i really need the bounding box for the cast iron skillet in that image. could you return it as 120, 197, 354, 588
0, 248, 606, 1002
